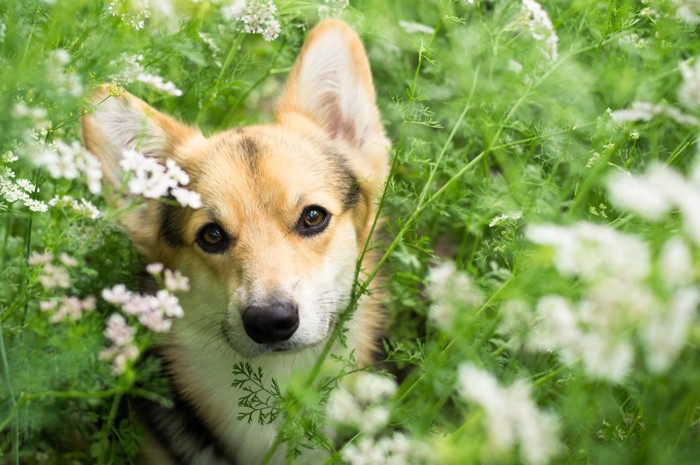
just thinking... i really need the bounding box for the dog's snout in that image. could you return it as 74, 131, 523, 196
242, 299, 299, 344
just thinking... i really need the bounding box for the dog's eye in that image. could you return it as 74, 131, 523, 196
297, 205, 330, 236
196, 223, 230, 254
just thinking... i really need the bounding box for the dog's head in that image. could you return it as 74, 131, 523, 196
82, 21, 389, 358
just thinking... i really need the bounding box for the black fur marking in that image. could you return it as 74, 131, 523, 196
323, 147, 360, 210
160, 203, 187, 248
238, 137, 259, 171
134, 351, 238, 465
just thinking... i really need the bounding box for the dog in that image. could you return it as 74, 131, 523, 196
81, 19, 390, 465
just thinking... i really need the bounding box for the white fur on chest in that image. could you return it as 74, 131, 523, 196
167, 335, 326, 465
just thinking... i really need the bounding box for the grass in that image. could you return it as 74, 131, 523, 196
2, 0, 700, 464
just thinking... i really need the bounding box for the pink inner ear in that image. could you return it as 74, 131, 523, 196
322, 92, 359, 147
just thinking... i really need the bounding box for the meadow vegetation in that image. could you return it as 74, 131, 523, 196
1, 0, 700, 464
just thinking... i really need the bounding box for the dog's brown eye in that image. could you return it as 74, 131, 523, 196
196, 223, 230, 254
297, 205, 330, 236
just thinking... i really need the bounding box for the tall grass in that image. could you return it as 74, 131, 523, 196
1, 0, 700, 464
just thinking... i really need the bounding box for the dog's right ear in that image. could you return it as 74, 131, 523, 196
81, 86, 199, 188
81, 86, 200, 255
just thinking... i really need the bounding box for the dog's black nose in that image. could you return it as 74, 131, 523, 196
242, 299, 299, 344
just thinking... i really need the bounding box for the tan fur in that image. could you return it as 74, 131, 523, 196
82, 20, 388, 464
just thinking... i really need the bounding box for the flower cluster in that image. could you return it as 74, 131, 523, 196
426, 261, 484, 331
107, 0, 151, 29
119, 149, 202, 208
33, 140, 103, 195
47, 49, 83, 98
326, 372, 429, 465
100, 264, 188, 374
318, 0, 349, 19
48, 195, 101, 219
609, 101, 699, 127
225, 0, 281, 42
30, 252, 98, 322
523, 213, 698, 381
520, 0, 559, 60
109, 54, 183, 96
679, 58, 700, 110
99, 314, 139, 375
1, 163, 48, 213
457, 364, 561, 465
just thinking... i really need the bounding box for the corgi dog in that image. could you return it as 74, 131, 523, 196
81, 20, 389, 465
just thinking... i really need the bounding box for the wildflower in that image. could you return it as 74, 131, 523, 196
609, 101, 700, 126
227, 0, 281, 42
521, 0, 559, 60
489, 211, 523, 227
135, 72, 183, 96
59, 253, 78, 267
457, 364, 561, 465
317, 0, 348, 18
427, 261, 484, 331
38, 264, 71, 289
353, 372, 397, 404
146, 262, 164, 275
526, 222, 650, 281
0, 168, 49, 213
675, 0, 700, 24
102, 284, 132, 304
108, 0, 151, 29
33, 140, 103, 194
119, 149, 201, 208
659, 237, 693, 288
399, 20, 435, 35
100, 313, 140, 375
28, 252, 54, 266
49, 195, 101, 219
679, 58, 700, 110
164, 268, 190, 292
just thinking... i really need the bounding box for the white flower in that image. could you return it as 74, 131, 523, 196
164, 269, 190, 292
607, 169, 674, 221
146, 262, 164, 275
609, 101, 700, 126
457, 364, 561, 465
32, 140, 102, 194
120, 149, 200, 208
102, 284, 132, 304
641, 288, 699, 373
327, 386, 360, 424
154, 289, 184, 318
489, 211, 523, 227
527, 222, 651, 282
104, 313, 136, 346
341, 437, 387, 465
38, 264, 71, 289
49, 195, 101, 219
353, 373, 397, 404
136, 72, 183, 96
521, 0, 559, 60
28, 252, 54, 266
399, 20, 435, 35
227, 0, 281, 42
659, 237, 693, 288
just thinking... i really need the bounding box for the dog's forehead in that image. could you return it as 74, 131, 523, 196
184, 126, 359, 212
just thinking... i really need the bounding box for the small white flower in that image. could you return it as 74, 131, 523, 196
136, 72, 183, 96
521, 0, 559, 60
399, 20, 435, 35
457, 364, 561, 465
164, 269, 190, 292
353, 372, 397, 404
104, 313, 136, 346
659, 237, 693, 288
146, 262, 164, 275
102, 284, 132, 305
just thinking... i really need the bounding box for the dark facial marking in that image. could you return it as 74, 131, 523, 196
160, 203, 187, 248
323, 147, 360, 210
238, 137, 259, 171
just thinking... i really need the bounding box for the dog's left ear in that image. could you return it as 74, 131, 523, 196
276, 20, 389, 183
